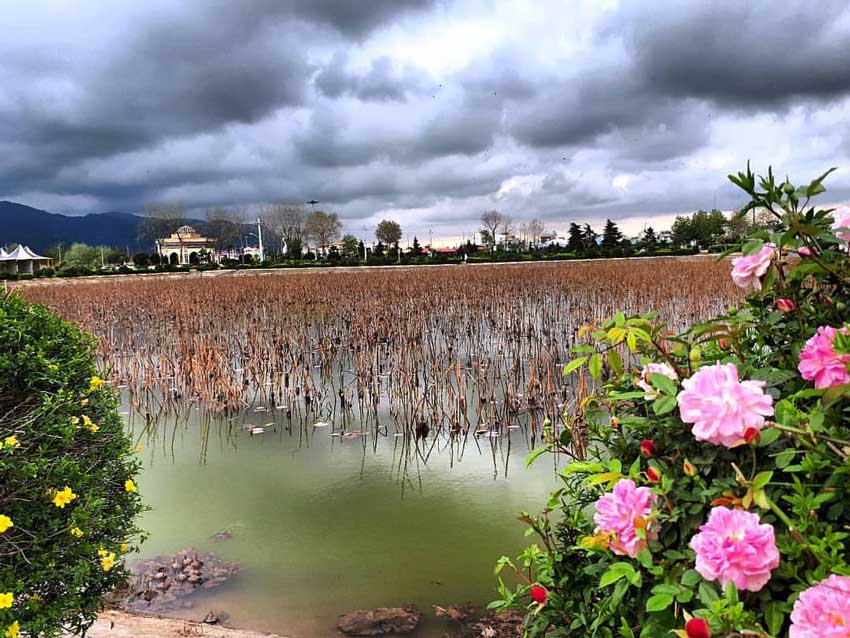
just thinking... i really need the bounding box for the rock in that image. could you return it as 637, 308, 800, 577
203, 611, 220, 624
434, 605, 523, 638
337, 607, 422, 636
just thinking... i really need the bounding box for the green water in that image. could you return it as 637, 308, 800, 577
130, 412, 556, 636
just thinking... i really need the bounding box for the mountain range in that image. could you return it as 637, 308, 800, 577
0, 201, 148, 253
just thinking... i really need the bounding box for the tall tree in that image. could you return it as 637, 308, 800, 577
601, 218, 624, 248
138, 204, 186, 250
641, 226, 657, 250
480, 210, 504, 249
567, 222, 584, 252
340, 234, 359, 260
263, 202, 307, 257
203, 207, 242, 252
526, 218, 546, 247
581, 224, 598, 250
375, 219, 402, 246
304, 210, 342, 251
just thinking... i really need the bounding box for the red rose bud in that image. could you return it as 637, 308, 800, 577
685, 617, 711, 638
530, 585, 548, 605
640, 439, 657, 458
776, 298, 795, 312
646, 467, 661, 483
744, 427, 760, 445
718, 337, 729, 350
683, 458, 697, 477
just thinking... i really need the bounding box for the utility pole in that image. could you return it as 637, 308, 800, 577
100, 246, 105, 268
256, 217, 265, 262
362, 225, 368, 260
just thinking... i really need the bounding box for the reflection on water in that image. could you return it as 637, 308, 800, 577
128, 405, 557, 637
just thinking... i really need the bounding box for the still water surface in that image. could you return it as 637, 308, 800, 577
130, 409, 555, 636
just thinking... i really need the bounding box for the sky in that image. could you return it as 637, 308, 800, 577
2, 0, 850, 243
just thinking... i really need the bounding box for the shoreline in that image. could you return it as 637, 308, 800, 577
69, 610, 289, 638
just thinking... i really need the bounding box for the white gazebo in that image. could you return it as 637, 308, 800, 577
0, 245, 52, 274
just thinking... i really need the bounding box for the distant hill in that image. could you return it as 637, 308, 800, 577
0, 201, 146, 253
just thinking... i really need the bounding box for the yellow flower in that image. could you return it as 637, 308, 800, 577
124, 479, 137, 493
70, 527, 84, 538
81, 415, 92, 427
99, 550, 116, 572
52, 486, 78, 509
3, 437, 18, 448
87, 423, 99, 433
89, 375, 104, 392
4, 620, 19, 638
135, 444, 144, 452
120, 543, 128, 553
0, 515, 12, 534
70, 416, 80, 426
0, 593, 12, 609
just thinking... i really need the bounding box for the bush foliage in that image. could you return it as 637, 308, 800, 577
494, 165, 850, 637
0, 293, 143, 638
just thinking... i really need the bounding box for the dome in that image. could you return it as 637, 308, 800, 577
175, 225, 197, 235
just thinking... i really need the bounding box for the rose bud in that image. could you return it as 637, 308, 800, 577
646, 467, 661, 483
530, 584, 548, 605
683, 458, 697, 477
776, 299, 795, 312
744, 427, 761, 445
640, 439, 657, 458
685, 617, 711, 638
718, 337, 729, 350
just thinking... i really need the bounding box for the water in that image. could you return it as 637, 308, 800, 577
130, 410, 556, 636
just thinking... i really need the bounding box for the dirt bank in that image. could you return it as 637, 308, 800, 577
70, 611, 289, 638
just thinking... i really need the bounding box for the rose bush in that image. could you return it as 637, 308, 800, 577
0, 293, 144, 638
492, 165, 850, 638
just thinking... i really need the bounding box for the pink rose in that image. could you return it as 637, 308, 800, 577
776, 298, 795, 313
790, 574, 850, 638
798, 326, 850, 389
677, 363, 774, 447
593, 479, 657, 558
832, 205, 850, 244
690, 507, 779, 592
730, 244, 775, 290
636, 362, 678, 398
797, 246, 812, 256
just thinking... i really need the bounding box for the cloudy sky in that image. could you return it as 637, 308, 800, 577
3, 0, 850, 242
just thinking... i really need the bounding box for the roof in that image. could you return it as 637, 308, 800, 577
0, 245, 49, 261
175, 225, 197, 235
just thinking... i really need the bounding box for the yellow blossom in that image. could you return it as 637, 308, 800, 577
70, 416, 80, 426
89, 375, 104, 392
99, 550, 116, 572
81, 415, 92, 427
124, 479, 137, 493
52, 486, 77, 509
3, 437, 18, 448
120, 543, 128, 553
4, 620, 19, 638
0, 515, 13, 534
0, 593, 12, 609
87, 423, 99, 433
135, 444, 144, 452
70, 527, 84, 538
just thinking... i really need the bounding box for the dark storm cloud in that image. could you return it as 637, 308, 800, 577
315, 53, 430, 101
624, 1, 850, 104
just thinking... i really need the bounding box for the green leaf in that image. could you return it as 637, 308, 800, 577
525, 444, 551, 468
698, 581, 719, 606
562, 356, 588, 376
607, 350, 623, 376
652, 395, 677, 415
681, 569, 701, 587
588, 353, 602, 380
806, 167, 837, 197
752, 471, 773, 490
764, 602, 785, 636
742, 238, 765, 255
775, 449, 796, 469
648, 372, 677, 396
645, 593, 673, 613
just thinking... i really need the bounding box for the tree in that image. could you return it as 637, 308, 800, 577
601, 218, 624, 249
132, 253, 150, 268
62, 243, 101, 269
640, 226, 657, 250
581, 224, 598, 250
0, 294, 143, 638
526, 218, 546, 248
375, 220, 402, 246
411, 236, 422, 257
567, 223, 584, 252
304, 211, 342, 253
480, 210, 504, 250
203, 208, 242, 253
672, 209, 728, 249
340, 234, 359, 260
263, 202, 307, 258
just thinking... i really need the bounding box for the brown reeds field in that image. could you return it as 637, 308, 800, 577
21, 258, 742, 435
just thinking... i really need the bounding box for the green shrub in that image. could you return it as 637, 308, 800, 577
0, 293, 144, 638
493, 165, 850, 637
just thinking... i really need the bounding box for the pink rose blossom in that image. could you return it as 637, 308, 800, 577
690, 507, 779, 592
677, 363, 774, 447
796, 246, 812, 256
790, 574, 850, 638
798, 326, 850, 389
636, 362, 678, 398
776, 298, 795, 313
731, 244, 775, 290
593, 479, 657, 558
832, 205, 850, 244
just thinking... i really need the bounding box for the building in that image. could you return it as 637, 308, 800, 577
156, 226, 217, 265
0, 245, 52, 274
